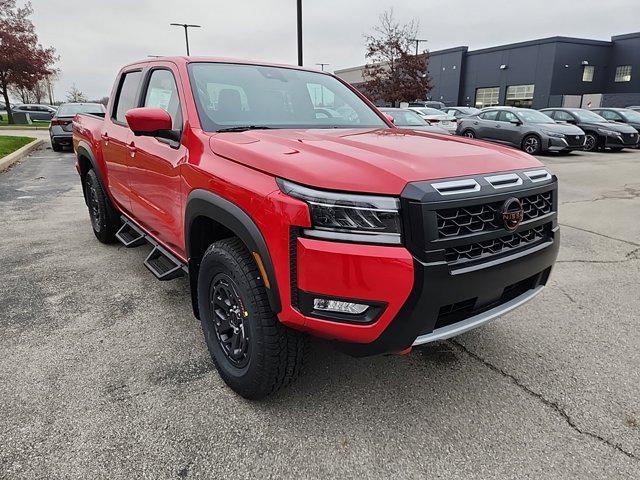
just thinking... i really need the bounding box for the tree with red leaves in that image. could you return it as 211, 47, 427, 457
363, 9, 431, 106
0, 0, 56, 123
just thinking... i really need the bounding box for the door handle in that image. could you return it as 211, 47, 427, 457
127, 142, 137, 157
101, 133, 109, 144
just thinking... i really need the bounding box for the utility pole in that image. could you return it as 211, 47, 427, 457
297, 0, 303, 66
315, 63, 329, 71
409, 38, 428, 56
170, 23, 201, 56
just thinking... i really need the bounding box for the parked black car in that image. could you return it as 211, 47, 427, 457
540, 108, 639, 152
49, 103, 105, 151
591, 107, 640, 133
11, 104, 57, 122
457, 106, 585, 154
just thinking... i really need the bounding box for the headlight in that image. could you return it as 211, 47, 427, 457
597, 128, 620, 136
542, 130, 565, 138
277, 178, 402, 244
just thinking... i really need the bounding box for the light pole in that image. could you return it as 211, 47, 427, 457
170, 23, 201, 56
297, 0, 303, 66
409, 38, 428, 56
315, 63, 329, 71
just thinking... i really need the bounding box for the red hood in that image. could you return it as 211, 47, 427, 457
208, 128, 543, 195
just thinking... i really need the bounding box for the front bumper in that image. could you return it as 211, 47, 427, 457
284, 171, 559, 356
547, 135, 585, 152
604, 132, 639, 148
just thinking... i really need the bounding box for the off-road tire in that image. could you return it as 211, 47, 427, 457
84, 169, 120, 243
198, 237, 307, 399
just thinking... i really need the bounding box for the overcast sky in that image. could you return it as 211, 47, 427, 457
28, 0, 639, 101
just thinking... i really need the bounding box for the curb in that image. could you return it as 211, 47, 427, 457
0, 138, 44, 172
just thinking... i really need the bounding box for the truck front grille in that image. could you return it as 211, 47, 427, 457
436, 191, 552, 238
444, 224, 549, 263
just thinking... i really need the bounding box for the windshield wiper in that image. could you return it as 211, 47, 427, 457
216, 125, 276, 133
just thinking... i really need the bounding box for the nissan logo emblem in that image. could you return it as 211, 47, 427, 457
501, 197, 524, 231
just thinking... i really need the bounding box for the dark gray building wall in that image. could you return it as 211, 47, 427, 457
605, 33, 640, 100
549, 41, 611, 101
425, 47, 466, 106
459, 41, 557, 109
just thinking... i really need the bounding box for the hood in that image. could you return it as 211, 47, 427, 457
578, 120, 637, 133
538, 122, 584, 135
208, 128, 542, 195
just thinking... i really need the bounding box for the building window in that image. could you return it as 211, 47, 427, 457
615, 65, 632, 82
582, 65, 594, 82
475, 87, 499, 108
505, 84, 535, 108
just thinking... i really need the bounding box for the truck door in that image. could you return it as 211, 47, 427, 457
127, 66, 187, 256
102, 70, 143, 214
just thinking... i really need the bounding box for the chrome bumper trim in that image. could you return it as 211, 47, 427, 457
412, 285, 545, 346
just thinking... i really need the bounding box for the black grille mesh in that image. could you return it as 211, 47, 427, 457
444, 225, 547, 263
436, 191, 552, 238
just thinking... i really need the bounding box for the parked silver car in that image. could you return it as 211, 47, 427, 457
379, 108, 452, 135
457, 107, 586, 154
11, 104, 57, 122
407, 107, 457, 133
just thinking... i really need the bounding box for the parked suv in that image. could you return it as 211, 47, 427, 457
540, 108, 639, 152
11, 104, 57, 122
457, 107, 586, 154
73, 57, 559, 399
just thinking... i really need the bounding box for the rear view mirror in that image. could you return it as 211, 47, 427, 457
125, 107, 177, 141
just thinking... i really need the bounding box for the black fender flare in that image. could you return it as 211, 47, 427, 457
185, 189, 282, 315
75, 140, 114, 210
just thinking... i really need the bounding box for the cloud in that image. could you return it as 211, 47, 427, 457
27, 0, 637, 101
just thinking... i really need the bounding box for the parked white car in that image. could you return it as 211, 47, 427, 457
408, 107, 457, 133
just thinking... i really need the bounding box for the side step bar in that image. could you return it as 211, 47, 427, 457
116, 216, 186, 281
115, 221, 146, 247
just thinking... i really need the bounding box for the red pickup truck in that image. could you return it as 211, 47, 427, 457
73, 57, 559, 399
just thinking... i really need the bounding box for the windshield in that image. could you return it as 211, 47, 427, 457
621, 109, 640, 122
382, 109, 426, 126
188, 63, 387, 131
572, 110, 606, 122
516, 109, 554, 124
56, 103, 104, 116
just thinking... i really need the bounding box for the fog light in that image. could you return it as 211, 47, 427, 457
313, 298, 369, 315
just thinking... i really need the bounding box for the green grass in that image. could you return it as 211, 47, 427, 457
0, 136, 35, 158
0, 115, 50, 128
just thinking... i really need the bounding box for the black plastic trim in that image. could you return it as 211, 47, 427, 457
185, 189, 281, 313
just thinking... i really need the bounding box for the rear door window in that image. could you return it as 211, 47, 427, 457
498, 111, 518, 122
479, 111, 499, 121
554, 111, 575, 122
113, 70, 143, 124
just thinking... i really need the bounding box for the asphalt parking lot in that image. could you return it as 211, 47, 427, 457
1, 142, 639, 479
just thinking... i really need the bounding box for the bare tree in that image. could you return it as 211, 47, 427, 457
362, 8, 432, 106
66, 83, 88, 103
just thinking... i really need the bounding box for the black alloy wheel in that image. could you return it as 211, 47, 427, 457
584, 133, 598, 152
210, 273, 250, 368
522, 135, 541, 155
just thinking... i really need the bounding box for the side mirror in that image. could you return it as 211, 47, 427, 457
510, 118, 522, 125
125, 107, 176, 140
383, 113, 395, 124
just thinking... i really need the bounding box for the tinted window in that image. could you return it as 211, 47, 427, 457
57, 103, 105, 117
479, 110, 499, 121
114, 70, 142, 124
498, 111, 518, 122
553, 111, 575, 122
572, 110, 606, 122
143, 69, 182, 130
598, 110, 622, 121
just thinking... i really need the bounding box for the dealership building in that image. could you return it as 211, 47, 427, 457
334, 32, 640, 109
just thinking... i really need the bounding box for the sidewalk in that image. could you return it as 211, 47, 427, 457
0, 128, 50, 143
